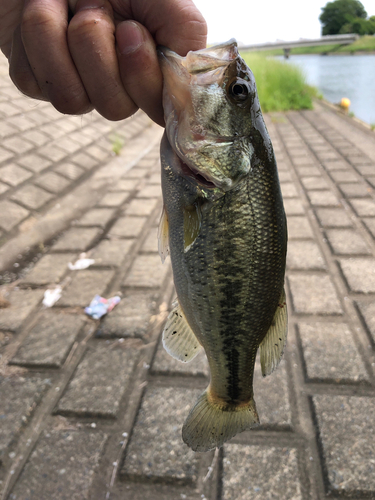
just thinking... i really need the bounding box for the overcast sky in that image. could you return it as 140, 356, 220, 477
193, 0, 375, 45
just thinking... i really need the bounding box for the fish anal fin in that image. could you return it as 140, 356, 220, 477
182, 388, 259, 452
158, 205, 170, 263
259, 287, 288, 377
162, 301, 202, 362
184, 203, 202, 252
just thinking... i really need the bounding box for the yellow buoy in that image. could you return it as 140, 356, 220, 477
340, 97, 351, 110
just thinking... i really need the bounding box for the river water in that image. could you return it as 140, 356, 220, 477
280, 54, 375, 126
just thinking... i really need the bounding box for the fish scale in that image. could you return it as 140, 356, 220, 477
158, 39, 287, 452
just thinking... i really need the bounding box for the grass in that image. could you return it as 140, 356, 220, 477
241, 53, 319, 112
335, 35, 375, 53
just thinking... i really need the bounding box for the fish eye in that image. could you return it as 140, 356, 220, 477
228, 79, 251, 103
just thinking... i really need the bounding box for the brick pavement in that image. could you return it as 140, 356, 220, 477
1, 52, 375, 499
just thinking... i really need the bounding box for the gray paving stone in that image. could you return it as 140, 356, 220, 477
307, 190, 340, 207
141, 227, 158, 253
222, 445, 302, 500
339, 182, 372, 198
325, 229, 371, 255
280, 182, 298, 198
121, 386, 200, 482
254, 358, 292, 429
90, 239, 134, 267
363, 218, 375, 238
0, 199, 29, 231
366, 177, 375, 189
0, 289, 44, 331
9, 429, 107, 500
74, 208, 116, 228
97, 192, 129, 208
17, 153, 52, 173
151, 336, 209, 377
52, 227, 102, 252
34, 171, 71, 193
137, 185, 162, 198
349, 198, 375, 217
2, 136, 34, 154
37, 144, 67, 162
322, 160, 350, 171
287, 216, 314, 239
314, 208, 353, 228
329, 170, 359, 183
312, 395, 375, 495
338, 258, 375, 293
300, 176, 330, 190
98, 290, 158, 338
20, 253, 75, 285
298, 322, 368, 383
283, 198, 305, 216
288, 274, 342, 315
350, 156, 373, 167
11, 184, 54, 210
11, 311, 86, 368
0, 181, 9, 194
124, 255, 171, 288
356, 165, 375, 175
108, 216, 147, 238
125, 198, 159, 216
58, 269, 115, 307
286, 241, 326, 270
56, 342, 139, 417
295, 166, 321, 177
316, 150, 341, 161
108, 178, 140, 191
356, 301, 375, 346
277, 171, 292, 182
54, 162, 85, 180
0, 376, 50, 460
0, 164, 32, 186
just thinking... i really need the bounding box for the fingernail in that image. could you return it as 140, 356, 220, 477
74, 0, 106, 12
117, 21, 144, 55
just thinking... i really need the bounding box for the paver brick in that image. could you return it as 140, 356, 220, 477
121, 386, 201, 483
298, 322, 369, 383
37, 143, 67, 162
288, 274, 342, 315
9, 429, 107, 500
312, 395, 375, 495
141, 227, 158, 253
54, 162, 85, 180
52, 227, 102, 252
0, 199, 29, 231
97, 191, 129, 207
287, 216, 314, 239
34, 171, 71, 193
0, 181, 9, 194
356, 301, 375, 346
349, 198, 375, 217
280, 182, 298, 198
56, 342, 139, 417
16, 153, 52, 173
74, 208, 116, 228
58, 269, 115, 307
325, 229, 371, 255
21, 253, 75, 286
0, 289, 44, 332
124, 198, 159, 216
0, 376, 50, 461
286, 240, 326, 270
338, 258, 375, 293
329, 170, 359, 183
0, 164, 32, 186
123, 255, 170, 288
307, 190, 340, 207
222, 445, 302, 500
314, 208, 353, 228
108, 216, 147, 238
295, 166, 321, 177
283, 198, 305, 216
11, 184, 54, 210
97, 290, 158, 338
136, 185, 162, 198
339, 183, 372, 198
300, 176, 330, 190
108, 179, 140, 192
90, 238, 134, 267
322, 160, 350, 171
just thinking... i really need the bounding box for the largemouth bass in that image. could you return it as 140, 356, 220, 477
158, 40, 287, 452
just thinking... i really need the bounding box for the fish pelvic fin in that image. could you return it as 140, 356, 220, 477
162, 301, 203, 362
182, 389, 259, 452
259, 287, 288, 377
158, 205, 170, 263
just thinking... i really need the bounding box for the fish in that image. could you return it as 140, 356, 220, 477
157, 39, 287, 453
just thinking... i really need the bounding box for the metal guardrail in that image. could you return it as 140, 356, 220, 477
240, 34, 360, 58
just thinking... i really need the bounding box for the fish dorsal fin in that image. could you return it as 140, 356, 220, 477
259, 288, 288, 377
162, 301, 203, 362
184, 203, 202, 252
158, 205, 170, 263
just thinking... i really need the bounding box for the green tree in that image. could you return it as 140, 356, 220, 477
319, 0, 367, 35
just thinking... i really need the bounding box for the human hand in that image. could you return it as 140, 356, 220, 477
0, 0, 207, 125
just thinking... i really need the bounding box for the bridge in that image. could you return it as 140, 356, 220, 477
240, 33, 359, 58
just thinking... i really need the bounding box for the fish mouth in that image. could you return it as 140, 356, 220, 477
178, 158, 217, 189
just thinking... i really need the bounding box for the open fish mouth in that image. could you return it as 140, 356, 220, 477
178, 157, 217, 189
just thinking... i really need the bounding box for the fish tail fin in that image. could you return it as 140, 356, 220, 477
182, 388, 259, 452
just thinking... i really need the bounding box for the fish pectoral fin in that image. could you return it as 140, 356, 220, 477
162, 301, 202, 362
158, 205, 170, 263
259, 287, 288, 377
184, 203, 202, 252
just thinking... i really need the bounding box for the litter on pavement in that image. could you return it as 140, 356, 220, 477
84, 295, 121, 320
